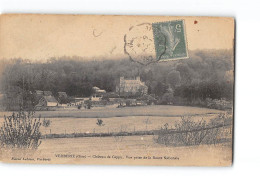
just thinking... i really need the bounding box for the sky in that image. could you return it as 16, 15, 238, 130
0, 14, 234, 61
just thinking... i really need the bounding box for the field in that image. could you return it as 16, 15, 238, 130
39, 114, 222, 135
0, 105, 224, 134
0, 105, 232, 166
0, 105, 224, 118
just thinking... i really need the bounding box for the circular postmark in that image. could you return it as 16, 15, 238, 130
124, 23, 166, 65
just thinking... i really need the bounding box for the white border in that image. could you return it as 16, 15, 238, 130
1, 0, 260, 176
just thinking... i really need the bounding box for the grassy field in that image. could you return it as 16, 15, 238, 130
0, 105, 224, 135
39, 114, 220, 135
0, 106, 232, 166
0, 105, 224, 118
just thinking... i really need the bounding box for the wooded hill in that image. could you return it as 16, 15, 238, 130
0, 49, 234, 106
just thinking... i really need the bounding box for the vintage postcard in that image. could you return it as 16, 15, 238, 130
0, 14, 234, 166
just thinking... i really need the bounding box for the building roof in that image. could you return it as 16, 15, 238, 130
35, 90, 44, 95
93, 86, 100, 90
96, 89, 106, 93
93, 86, 106, 93
43, 96, 58, 103
120, 77, 146, 86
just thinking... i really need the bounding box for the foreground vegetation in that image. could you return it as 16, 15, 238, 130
0, 111, 42, 149
155, 112, 232, 146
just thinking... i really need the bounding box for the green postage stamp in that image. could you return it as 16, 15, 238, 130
152, 20, 188, 61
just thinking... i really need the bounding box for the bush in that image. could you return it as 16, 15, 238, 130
0, 111, 42, 149
206, 98, 233, 110
156, 117, 208, 146
155, 114, 232, 147
96, 119, 104, 126
204, 112, 233, 144
159, 93, 174, 105
42, 118, 51, 127
173, 117, 208, 146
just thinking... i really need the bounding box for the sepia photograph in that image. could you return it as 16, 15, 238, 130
0, 14, 234, 166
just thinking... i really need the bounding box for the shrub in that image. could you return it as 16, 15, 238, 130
206, 98, 233, 110
143, 118, 152, 130
96, 119, 104, 126
209, 112, 233, 126
0, 111, 42, 149
204, 112, 233, 144
156, 117, 208, 146
173, 117, 208, 146
42, 118, 51, 127
155, 114, 232, 147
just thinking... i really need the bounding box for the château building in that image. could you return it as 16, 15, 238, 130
116, 76, 148, 96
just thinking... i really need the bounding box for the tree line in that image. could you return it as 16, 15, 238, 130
0, 49, 234, 106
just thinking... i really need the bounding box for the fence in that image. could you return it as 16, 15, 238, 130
41, 122, 232, 143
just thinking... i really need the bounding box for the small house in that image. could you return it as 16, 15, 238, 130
36, 95, 58, 107
74, 98, 84, 106
93, 87, 106, 96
